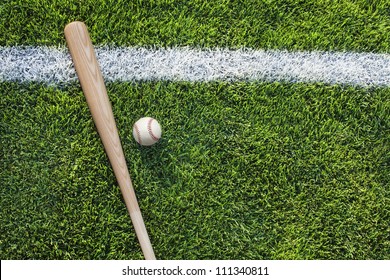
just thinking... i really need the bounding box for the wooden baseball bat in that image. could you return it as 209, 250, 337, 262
64, 21, 156, 260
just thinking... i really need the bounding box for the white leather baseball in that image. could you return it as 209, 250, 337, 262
132, 117, 162, 146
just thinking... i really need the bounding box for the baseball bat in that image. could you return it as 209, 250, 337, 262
64, 21, 156, 260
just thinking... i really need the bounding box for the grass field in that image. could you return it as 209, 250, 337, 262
1, 0, 390, 260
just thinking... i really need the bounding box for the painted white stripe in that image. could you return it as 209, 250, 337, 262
1, 46, 390, 87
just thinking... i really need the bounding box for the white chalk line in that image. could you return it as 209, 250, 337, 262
1, 46, 390, 87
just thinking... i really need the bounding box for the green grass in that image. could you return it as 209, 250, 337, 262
1, 81, 389, 259
1, 0, 390, 51
1, 0, 390, 259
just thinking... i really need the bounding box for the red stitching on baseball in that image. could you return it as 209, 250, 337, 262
133, 123, 142, 145
147, 118, 160, 141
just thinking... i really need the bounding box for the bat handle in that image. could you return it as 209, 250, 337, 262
64, 21, 156, 260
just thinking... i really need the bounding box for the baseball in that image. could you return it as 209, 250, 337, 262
132, 117, 162, 146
